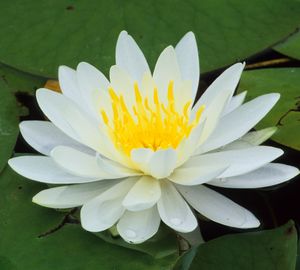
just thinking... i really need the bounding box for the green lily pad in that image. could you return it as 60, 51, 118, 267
0, 0, 299, 77
0, 166, 177, 269
94, 224, 177, 259
274, 31, 300, 60
0, 63, 46, 117
0, 81, 19, 173
174, 221, 297, 270
0, 63, 45, 95
238, 68, 300, 150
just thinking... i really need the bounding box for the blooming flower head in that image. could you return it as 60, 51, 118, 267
9, 31, 299, 244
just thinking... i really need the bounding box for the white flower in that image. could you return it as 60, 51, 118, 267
9, 31, 299, 244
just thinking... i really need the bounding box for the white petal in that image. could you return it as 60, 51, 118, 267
80, 178, 136, 232
192, 62, 245, 116
176, 121, 205, 167
76, 62, 110, 118
168, 163, 227, 186
153, 46, 181, 104
131, 148, 177, 179
109, 65, 135, 110
240, 127, 277, 145
96, 154, 140, 177
122, 176, 161, 211
116, 31, 150, 82
209, 163, 299, 189
177, 185, 260, 228
51, 146, 134, 179
130, 148, 154, 172
222, 91, 247, 116
196, 94, 280, 153
117, 207, 160, 244
157, 180, 197, 232
188, 146, 283, 178
197, 86, 233, 145
36, 89, 115, 159
175, 32, 199, 101
8, 156, 98, 184
58, 66, 82, 105
20, 121, 94, 156
221, 127, 277, 151
33, 180, 119, 208
148, 149, 177, 179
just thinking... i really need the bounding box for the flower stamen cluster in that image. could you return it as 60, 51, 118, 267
101, 80, 205, 155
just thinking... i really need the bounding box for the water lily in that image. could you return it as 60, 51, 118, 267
9, 31, 299, 244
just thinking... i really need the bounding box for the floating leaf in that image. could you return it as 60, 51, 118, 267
0, 0, 299, 77
0, 63, 45, 95
94, 224, 178, 259
174, 221, 297, 270
0, 81, 19, 173
238, 68, 300, 150
274, 31, 300, 60
0, 167, 177, 269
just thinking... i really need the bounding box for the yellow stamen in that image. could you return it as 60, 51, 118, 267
100, 80, 205, 156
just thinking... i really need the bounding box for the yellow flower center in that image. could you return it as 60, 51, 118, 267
101, 81, 204, 156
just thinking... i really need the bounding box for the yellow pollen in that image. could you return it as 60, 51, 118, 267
101, 81, 205, 156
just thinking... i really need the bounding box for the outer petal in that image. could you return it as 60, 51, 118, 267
209, 163, 299, 189
20, 121, 94, 156
32, 180, 119, 208
36, 89, 116, 159
192, 62, 245, 116
96, 154, 140, 177
117, 207, 160, 244
80, 178, 136, 232
187, 146, 283, 178
157, 180, 197, 233
8, 156, 98, 184
131, 148, 177, 179
221, 127, 277, 151
122, 176, 161, 211
168, 163, 228, 186
116, 31, 150, 82
76, 62, 110, 118
196, 86, 233, 145
58, 66, 82, 106
175, 32, 199, 101
177, 185, 260, 228
222, 91, 247, 116
196, 93, 280, 154
51, 146, 136, 179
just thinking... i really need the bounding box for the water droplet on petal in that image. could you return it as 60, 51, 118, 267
125, 229, 136, 238
170, 218, 182, 226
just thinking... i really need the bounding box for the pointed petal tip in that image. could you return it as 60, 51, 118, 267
76, 61, 93, 70
263, 93, 280, 104
58, 65, 72, 73
236, 61, 246, 70
32, 194, 39, 205
7, 158, 14, 168
264, 126, 278, 137
19, 121, 25, 130
182, 31, 196, 40
119, 30, 128, 37
240, 212, 260, 229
